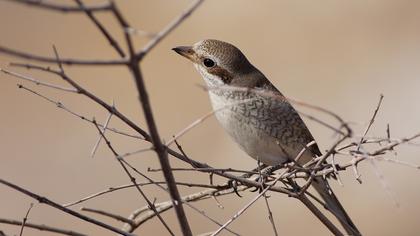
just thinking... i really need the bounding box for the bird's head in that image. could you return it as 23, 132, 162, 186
173, 39, 256, 87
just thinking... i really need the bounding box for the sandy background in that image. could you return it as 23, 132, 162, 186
1, 0, 420, 235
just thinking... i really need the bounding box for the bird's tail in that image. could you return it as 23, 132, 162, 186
311, 176, 361, 236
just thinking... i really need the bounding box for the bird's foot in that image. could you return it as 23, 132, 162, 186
249, 164, 282, 192
227, 179, 243, 197
249, 174, 269, 193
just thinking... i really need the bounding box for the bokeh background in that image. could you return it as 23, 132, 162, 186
1, 0, 420, 235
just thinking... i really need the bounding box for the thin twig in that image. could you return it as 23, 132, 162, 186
136, 0, 205, 60
63, 181, 222, 207
81, 207, 134, 225
0, 218, 87, 236
126, 27, 156, 38
91, 119, 175, 236
0, 46, 127, 66
0, 68, 77, 92
357, 94, 384, 151
119, 147, 154, 158
19, 203, 34, 236
4, 0, 111, 12
259, 173, 278, 236
74, 0, 125, 57
16, 83, 143, 139
369, 133, 420, 156
90, 102, 114, 158
0, 179, 135, 236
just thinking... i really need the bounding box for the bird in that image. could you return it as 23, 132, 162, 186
173, 39, 360, 235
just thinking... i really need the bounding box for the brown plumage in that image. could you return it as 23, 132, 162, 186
173, 39, 361, 235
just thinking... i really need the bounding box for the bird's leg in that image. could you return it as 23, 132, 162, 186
243, 163, 268, 179
250, 160, 264, 193
227, 162, 269, 197
250, 160, 277, 193
262, 164, 283, 176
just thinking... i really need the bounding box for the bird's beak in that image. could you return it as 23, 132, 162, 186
172, 46, 195, 61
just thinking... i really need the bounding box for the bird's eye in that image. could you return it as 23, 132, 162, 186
203, 58, 215, 68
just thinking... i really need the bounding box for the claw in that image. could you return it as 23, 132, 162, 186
228, 179, 242, 197
250, 174, 266, 193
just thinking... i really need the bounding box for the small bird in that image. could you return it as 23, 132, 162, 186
173, 39, 360, 235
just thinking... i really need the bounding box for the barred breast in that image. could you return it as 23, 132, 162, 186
208, 89, 319, 166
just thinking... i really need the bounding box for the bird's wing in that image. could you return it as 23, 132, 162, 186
265, 93, 322, 157
239, 72, 322, 158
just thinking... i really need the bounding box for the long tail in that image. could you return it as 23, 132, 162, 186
311, 177, 361, 236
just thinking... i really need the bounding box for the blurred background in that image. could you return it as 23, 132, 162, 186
1, 0, 420, 235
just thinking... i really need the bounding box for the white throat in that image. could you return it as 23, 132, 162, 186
194, 64, 225, 88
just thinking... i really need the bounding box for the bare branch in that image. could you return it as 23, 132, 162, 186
74, 0, 125, 57
81, 207, 134, 225
0, 218, 88, 236
0, 178, 135, 236
136, 0, 206, 60
91, 119, 175, 236
369, 133, 420, 156
16, 83, 143, 139
63, 181, 221, 207
126, 27, 156, 38
0, 46, 127, 66
357, 94, 384, 151
90, 104, 114, 158
19, 203, 34, 236
0, 68, 77, 92
263, 190, 278, 236
3, 0, 111, 12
